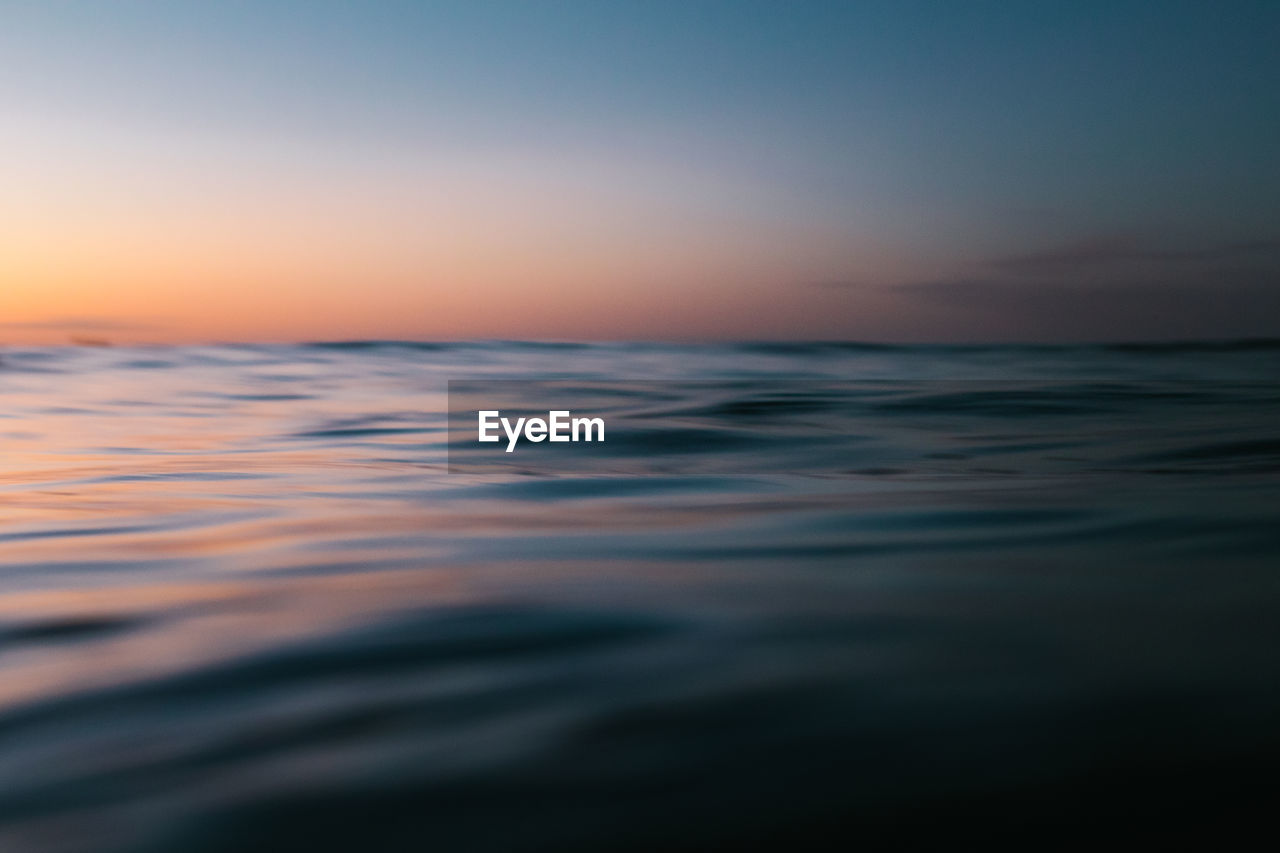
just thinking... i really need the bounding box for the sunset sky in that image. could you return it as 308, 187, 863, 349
2, 1, 1278, 343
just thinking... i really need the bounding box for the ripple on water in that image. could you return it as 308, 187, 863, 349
0, 343, 1277, 849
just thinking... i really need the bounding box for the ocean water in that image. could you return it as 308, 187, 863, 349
0, 341, 1278, 850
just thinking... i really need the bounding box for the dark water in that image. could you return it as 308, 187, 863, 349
1, 342, 1278, 851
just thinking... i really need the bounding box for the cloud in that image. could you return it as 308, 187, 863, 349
810, 279, 871, 290
0, 317, 160, 332
989, 236, 1280, 274
890, 234, 1280, 340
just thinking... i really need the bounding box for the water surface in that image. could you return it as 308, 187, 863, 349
1, 342, 1278, 850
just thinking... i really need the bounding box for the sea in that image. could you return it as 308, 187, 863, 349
0, 341, 1278, 851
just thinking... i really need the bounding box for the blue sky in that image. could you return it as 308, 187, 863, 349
2, 1, 1278, 341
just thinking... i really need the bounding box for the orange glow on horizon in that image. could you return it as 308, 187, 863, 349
1, 216, 904, 344
0, 118, 922, 344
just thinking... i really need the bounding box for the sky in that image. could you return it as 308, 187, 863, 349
2, 0, 1278, 343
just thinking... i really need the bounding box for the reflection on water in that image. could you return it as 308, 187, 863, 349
0, 341, 1279, 851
